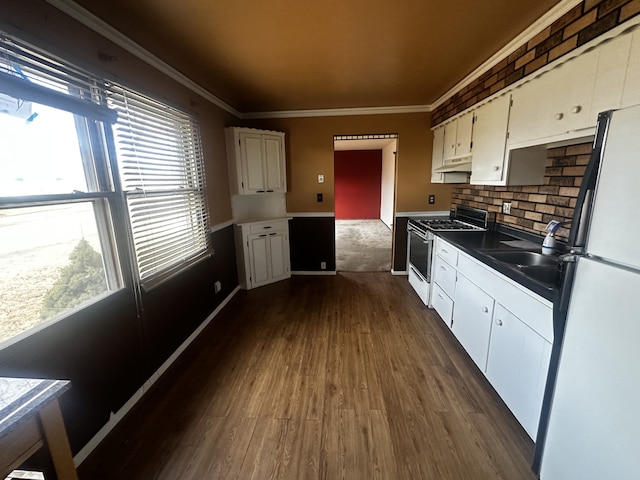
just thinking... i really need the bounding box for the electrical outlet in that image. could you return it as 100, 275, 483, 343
428, 194, 435, 204
317, 193, 323, 202
318, 174, 324, 183
214, 281, 222, 293
321, 261, 327, 270
502, 202, 512, 215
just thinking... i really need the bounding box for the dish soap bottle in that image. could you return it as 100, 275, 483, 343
542, 220, 561, 255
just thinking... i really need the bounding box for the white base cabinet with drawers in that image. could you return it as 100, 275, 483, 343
429, 237, 553, 438
234, 219, 291, 290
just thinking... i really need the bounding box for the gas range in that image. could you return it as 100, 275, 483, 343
408, 206, 493, 235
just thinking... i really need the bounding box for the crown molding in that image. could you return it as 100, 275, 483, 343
47, 0, 582, 120
46, 0, 241, 118
431, 0, 583, 110
242, 104, 432, 119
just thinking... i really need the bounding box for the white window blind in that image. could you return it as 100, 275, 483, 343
107, 84, 210, 285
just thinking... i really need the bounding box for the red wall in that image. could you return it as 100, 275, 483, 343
334, 150, 382, 219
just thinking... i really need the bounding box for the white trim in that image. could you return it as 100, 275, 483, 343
392, 269, 408, 276
45, 0, 241, 118
210, 219, 235, 233
431, 0, 582, 110
287, 212, 336, 218
243, 104, 432, 119
292, 271, 337, 275
395, 211, 450, 217
73, 285, 241, 466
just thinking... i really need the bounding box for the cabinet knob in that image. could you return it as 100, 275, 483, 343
441, 249, 448, 254
493, 165, 500, 171
482, 306, 489, 313
571, 105, 582, 114
555, 112, 564, 120
496, 318, 503, 326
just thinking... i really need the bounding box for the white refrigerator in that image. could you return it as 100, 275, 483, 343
539, 104, 640, 479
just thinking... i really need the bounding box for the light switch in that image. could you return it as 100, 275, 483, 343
318, 174, 324, 184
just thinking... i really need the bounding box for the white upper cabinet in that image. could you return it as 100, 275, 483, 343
225, 127, 287, 195
431, 125, 467, 184
621, 26, 640, 109
443, 111, 474, 160
431, 126, 445, 183
508, 49, 598, 148
470, 94, 511, 184
590, 32, 632, 117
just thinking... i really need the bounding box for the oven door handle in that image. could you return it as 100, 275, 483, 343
408, 225, 429, 241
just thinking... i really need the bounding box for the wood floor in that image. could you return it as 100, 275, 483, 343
79, 273, 537, 480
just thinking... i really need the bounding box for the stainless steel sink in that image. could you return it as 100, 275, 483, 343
485, 250, 559, 268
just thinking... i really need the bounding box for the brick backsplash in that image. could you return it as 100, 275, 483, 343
451, 143, 592, 241
432, 0, 640, 127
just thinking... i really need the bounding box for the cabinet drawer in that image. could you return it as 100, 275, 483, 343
435, 238, 458, 266
431, 283, 453, 328
433, 256, 457, 298
249, 221, 287, 234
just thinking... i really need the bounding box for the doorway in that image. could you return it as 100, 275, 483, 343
333, 134, 397, 272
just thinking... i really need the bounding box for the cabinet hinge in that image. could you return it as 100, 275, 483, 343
472, 115, 477, 124
239, 139, 241, 146
506, 131, 510, 139
510, 98, 513, 107
470, 141, 473, 150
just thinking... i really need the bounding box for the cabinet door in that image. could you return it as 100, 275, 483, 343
442, 120, 458, 160
486, 304, 552, 438
470, 94, 510, 184
267, 232, 289, 282
431, 126, 445, 183
451, 274, 494, 371
240, 132, 265, 193
590, 32, 632, 118
455, 112, 473, 156
551, 48, 597, 133
621, 27, 640, 108
263, 134, 285, 193
249, 234, 270, 286
508, 71, 555, 145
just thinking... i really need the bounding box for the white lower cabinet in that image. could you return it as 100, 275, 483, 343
429, 238, 553, 439
486, 304, 553, 438
235, 219, 291, 289
451, 274, 495, 371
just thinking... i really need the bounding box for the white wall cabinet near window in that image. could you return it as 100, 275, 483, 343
235, 219, 291, 289
225, 127, 286, 195
428, 237, 553, 439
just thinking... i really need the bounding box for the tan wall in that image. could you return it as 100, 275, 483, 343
250, 113, 455, 214
2, 0, 237, 226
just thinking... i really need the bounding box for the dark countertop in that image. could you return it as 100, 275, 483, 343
0, 377, 71, 437
436, 227, 562, 302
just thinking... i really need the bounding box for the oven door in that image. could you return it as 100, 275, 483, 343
407, 227, 434, 305
408, 228, 433, 281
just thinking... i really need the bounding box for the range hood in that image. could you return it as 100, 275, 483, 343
434, 157, 472, 173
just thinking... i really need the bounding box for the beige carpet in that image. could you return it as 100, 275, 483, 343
335, 219, 392, 272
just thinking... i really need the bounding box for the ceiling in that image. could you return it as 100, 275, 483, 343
72, 0, 562, 114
